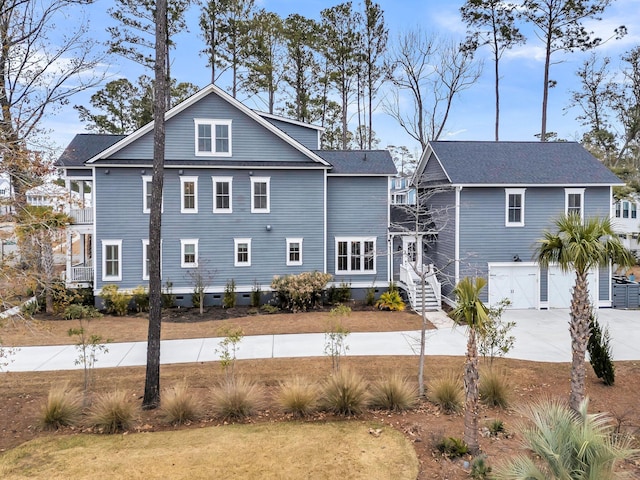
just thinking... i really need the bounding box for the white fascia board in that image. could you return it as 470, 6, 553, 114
87, 84, 331, 167
411, 143, 453, 186
255, 111, 325, 132
454, 182, 625, 188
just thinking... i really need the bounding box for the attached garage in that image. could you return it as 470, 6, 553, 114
547, 266, 598, 309
488, 262, 539, 309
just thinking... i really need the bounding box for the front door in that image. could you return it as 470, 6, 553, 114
402, 236, 422, 268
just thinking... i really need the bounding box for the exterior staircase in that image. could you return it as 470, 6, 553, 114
399, 263, 441, 313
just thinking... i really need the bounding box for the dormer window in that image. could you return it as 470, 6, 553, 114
194, 119, 232, 156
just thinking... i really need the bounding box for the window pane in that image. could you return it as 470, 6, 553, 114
237, 243, 248, 263
215, 124, 229, 152
198, 124, 212, 152
337, 241, 348, 271
106, 245, 119, 276
632, 203, 637, 219
616, 202, 621, 218
351, 241, 361, 271
623, 202, 629, 218
508, 194, 521, 223
254, 182, 267, 209
216, 181, 229, 209
184, 182, 195, 209
145, 180, 152, 210
184, 244, 195, 264
568, 193, 581, 215
364, 241, 374, 271
289, 242, 300, 262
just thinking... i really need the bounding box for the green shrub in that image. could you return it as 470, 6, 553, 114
434, 436, 468, 458
470, 454, 493, 479
260, 304, 279, 314
250, 281, 262, 308
132, 286, 150, 313
223, 279, 236, 309
368, 373, 418, 412
210, 376, 263, 420
327, 281, 351, 305
21, 298, 40, 316
588, 312, 615, 386
319, 369, 368, 416
428, 371, 463, 413
365, 287, 376, 306
89, 390, 137, 433
276, 377, 319, 417
39, 383, 82, 430
160, 381, 201, 425
100, 285, 132, 316
63, 304, 103, 321
479, 369, 510, 408
271, 271, 333, 312
162, 280, 176, 308
487, 418, 505, 437
375, 290, 405, 311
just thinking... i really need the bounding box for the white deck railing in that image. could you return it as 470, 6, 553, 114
70, 266, 93, 283
70, 208, 93, 224
399, 263, 441, 309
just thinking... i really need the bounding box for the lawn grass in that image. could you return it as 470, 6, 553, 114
0, 422, 419, 480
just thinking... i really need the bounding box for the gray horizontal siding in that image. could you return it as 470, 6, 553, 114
327, 176, 389, 285
263, 117, 319, 150
94, 166, 325, 292
423, 153, 449, 183
109, 92, 318, 164
459, 186, 613, 303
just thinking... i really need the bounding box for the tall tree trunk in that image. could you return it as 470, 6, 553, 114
463, 328, 480, 454
540, 26, 553, 142
494, 47, 500, 142
142, 0, 168, 410
569, 270, 591, 411
40, 230, 55, 314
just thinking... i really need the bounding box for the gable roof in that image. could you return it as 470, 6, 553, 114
56, 134, 126, 167
85, 84, 330, 166
418, 141, 622, 186
315, 150, 396, 175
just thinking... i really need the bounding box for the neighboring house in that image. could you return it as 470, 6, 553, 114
390, 174, 416, 206
55, 84, 395, 304
25, 183, 79, 212
612, 196, 640, 256
0, 175, 11, 215
396, 141, 622, 310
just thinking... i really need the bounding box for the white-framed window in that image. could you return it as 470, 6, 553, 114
565, 188, 585, 219
251, 177, 270, 213
234, 238, 251, 267
181, 239, 199, 268
286, 238, 303, 266
142, 176, 163, 214
615, 202, 621, 218
194, 119, 232, 156
102, 240, 122, 281
142, 239, 162, 280
181, 176, 198, 213
212, 176, 233, 213
505, 188, 526, 227
335, 237, 376, 274
623, 201, 630, 218
632, 203, 637, 219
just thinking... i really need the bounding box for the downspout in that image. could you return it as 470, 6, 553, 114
455, 186, 462, 286
323, 168, 327, 274
92, 166, 98, 295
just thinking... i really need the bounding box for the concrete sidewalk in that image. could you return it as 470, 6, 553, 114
3, 308, 639, 373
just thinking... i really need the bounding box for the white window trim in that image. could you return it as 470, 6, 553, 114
180, 176, 198, 214
180, 239, 199, 268
250, 177, 271, 213
142, 176, 163, 214
335, 237, 377, 275
102, 239, 122, 282
194, 119, 232, 157
505, 188, 526, 227
142, 239, 162, 281
565, 188, 585, 220
286, 237, 303, 266
212, 176, 233, 213
234, 238, 252, 267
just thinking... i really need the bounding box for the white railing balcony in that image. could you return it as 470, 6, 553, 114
70, 266, 93, 283
70, 208, 93, 224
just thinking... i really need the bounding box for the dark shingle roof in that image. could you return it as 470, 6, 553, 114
429, 141, 622, 185
313, 150, 396, 175
56, 134, 126, 167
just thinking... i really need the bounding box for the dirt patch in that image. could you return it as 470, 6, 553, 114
1, 310, 639, 479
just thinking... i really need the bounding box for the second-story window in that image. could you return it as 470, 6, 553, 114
212, 176, 233, 213
505, 188, 525, 227
181, 176, 198, 213
251, 177, 270, 213
565, 188, 584, 219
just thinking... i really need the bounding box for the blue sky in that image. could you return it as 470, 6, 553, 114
47, 0, 640, 159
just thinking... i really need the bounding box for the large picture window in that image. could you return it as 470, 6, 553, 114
335, 237, 376, 274
194, 119, 232, 156
102, 240, 122, 281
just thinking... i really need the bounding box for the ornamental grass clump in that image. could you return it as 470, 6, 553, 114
210, 376, 263, 420
276, 377, 319, 418
160, 381, 202, 425
39, 382, 83, 430
428, 371, 463, 413
368, 373, 418, 412
319, 368, 368, 416
89, 390, 137, 433
271, 271, 332, 312
479, 369, 511, 408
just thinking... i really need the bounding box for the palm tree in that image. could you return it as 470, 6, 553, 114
535, 214, 634, 411
452, 276, 490, 455
495, 397, 636, 480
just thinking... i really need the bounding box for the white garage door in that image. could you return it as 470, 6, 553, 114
547, 266, 598, 309
488, 263, 539, 309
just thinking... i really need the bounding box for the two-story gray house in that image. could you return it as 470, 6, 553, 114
397, 141, 622, 310
56, 84, 396, 306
